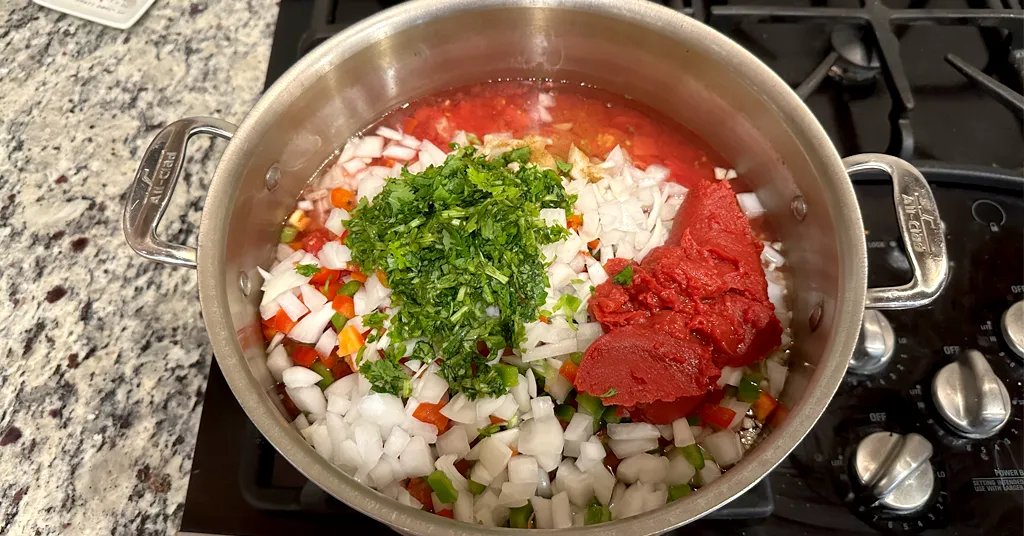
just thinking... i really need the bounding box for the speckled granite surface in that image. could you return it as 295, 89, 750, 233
0, 2, 275, 534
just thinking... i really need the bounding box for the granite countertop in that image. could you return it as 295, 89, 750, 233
0, 2, 276, 534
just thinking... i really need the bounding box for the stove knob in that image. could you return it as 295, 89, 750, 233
853, 431, 934, 512
932, 349, 1011, 438
1002, 300, 1024, 360
849, 310, 896, 374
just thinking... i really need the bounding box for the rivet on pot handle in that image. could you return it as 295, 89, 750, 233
123, 117, 237, 269
843, 154, 949, 309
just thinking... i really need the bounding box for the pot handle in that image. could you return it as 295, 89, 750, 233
843, 154, 949, 309
123, 117, 237, 269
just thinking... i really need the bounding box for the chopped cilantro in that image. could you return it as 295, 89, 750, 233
295, 263, 319, 277
598, 387, 618, 398
612, 265, 634, 286
363, 311, 388, 329
359, 359, 412, 398
345, 146, 574, 399
555, 159, 573, 174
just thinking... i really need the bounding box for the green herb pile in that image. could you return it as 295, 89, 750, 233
345, 145, 576, 399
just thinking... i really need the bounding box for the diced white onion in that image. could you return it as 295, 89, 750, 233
276, 291, 309, 321
717, 366, 743, 387
300, 284, 329, 313
563, 413, 594, 442
478, 438, 514, 476
665, 454, 696, 486
672, 418, 696, 447
314, 328, 337, 358
736, 192, 766, 218
766, 359, 788, 399
318, 242, 351, 270
353, 136, 385, 158
436, 426, 471, 459
530, 496, 553, 529
700, 430, 744, 468
266, 345, 292, 382
697, 460, 722, 487
523, 339, 576, 363
607, 422, 661, 440
551, 491, 572, 529
607, 437, 658, 459
287, 304, 337, 344
282, 366, 323, 388
286, 385, 327, 415
497, 481, 536, 508
616, 453, 669, 484
399, 436, 434, 477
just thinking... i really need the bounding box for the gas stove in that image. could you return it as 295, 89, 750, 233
178, 1, 1024, 535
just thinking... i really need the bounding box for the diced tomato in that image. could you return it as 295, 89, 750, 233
454, 458, 471, 477
406, 478, 434, 512
331, 354, 354, 379
559, 360, 578, 384
566, 214, 583, 231
291, 345, 319, 367
603, 451, 622, 472
698, 403, 737, 430
332, 295, 355, 319
337, 325, 364, 356
276, 384, 300, 420
631, 135, 659, 157
752, 392, 778, 423
319, 348, 339, 368
330, 188, 357, 211
404, 117, 418, 133
271, 310, 297, 334
769, 403, 790, 429
489, 415, 506, 425
436, 509, 454, 519
350, 270, 368, 283
309, 268, 340, 287
704, 388, 727, 406
301, 228, 334, 255
413, 402, 450, 432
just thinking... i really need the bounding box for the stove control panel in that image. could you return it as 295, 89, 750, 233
770, 174, 1023, 535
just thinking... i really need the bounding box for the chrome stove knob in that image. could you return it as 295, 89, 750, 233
932, 349, 1011, 438
1001, 300, 1024, 360
853, 432, 934, 512
849, 310, 896, 374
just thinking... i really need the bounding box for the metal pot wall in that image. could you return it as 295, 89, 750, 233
123, 0, 949, 533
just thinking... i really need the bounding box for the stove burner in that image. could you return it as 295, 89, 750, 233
829, 25, 882, 86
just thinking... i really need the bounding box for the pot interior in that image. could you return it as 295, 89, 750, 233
199, 1, 865, 533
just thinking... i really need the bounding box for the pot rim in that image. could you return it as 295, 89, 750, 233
197, 0, 866, 533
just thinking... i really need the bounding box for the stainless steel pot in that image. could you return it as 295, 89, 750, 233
123, 0, 950, 533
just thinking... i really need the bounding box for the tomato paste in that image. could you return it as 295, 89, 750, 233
575, 181, 782, 417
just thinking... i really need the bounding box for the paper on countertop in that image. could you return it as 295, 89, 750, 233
33, 0, 157, 29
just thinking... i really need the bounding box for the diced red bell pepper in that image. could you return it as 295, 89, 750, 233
301, 228, 334, 255
270, 310, 297, 334
413, 402, 450, 432
350, 269, 368, 283
406, 477, 434, 512
566, 214, 583, 231
752, 392, 779, 423
559, 360, 578, 384
698, 403, 737, 430
332, 295, 355, 319
309, 268, 340, 287
489, 415, 506, 425
436, 509, 454, 519
291, 345, 319, 367
261, 324, 278, 343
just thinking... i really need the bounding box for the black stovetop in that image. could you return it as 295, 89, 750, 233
179, 1, 1024, 534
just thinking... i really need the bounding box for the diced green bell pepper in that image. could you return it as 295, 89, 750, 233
668, 483, 693, 502
467, 479, 487, 496
426, 470, 459, 503
738, 373, 763, 403
509, 502, 534, 528
555, 404, 577, 423
497, 364, 519, 388
339, 280, 362, 297
679, 444, 704, 470
584, 503, 612, 525
280, 226, 299, 243
309, 360, 333, 389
